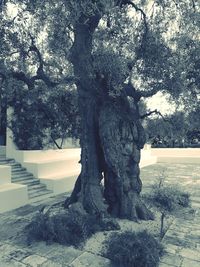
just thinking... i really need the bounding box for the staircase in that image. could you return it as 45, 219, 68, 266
0, 156, 53, 199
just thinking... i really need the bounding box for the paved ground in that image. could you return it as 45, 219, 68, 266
142, 163, 200, 267
0, 163, 199, 267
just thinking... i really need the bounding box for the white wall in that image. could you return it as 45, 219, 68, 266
0, 146, 6, 157
0, 163, 28, 213
0, 165, 11, 185
0, 183, 28, 213
151, 148, 200, 164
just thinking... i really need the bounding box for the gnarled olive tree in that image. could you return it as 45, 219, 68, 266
1, 0, 199, 220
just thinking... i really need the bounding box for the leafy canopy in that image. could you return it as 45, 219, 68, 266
0, 0, 199, 148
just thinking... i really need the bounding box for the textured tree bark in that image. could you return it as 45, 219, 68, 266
64, 93, 108, 217
65, 14, 153, 221
77, 96, 107, 215
99, 98, 153, 220
65, 94, 153, 220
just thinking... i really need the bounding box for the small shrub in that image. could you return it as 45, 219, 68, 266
105, 230, 164, 267
151, 186, 190, 212
26, 211, 92, 246
26, 213, 51, 243
149, 186, 190, 238
26, 207, 120, 247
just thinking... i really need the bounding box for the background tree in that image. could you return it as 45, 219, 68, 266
146, 111, 188, 147
0, 74, 7, 145
1, 0, 199, 221
186, 103, 200, 145
8, 82, 80, 150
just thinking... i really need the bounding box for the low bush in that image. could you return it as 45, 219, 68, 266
148, 185, 190, 238
26, 206, 120, 247
105, 230, 164, 267
151, 186, 190, 212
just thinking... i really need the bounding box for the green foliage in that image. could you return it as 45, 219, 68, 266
26, 208, 120, 247
27, 211, 95, 246
186, 104, 200, 144
150, 186, 190, 213
93, 49, 130, 95
145, 109, 200, 147
9, 83, 80, 150
1, 0, 200, 150
105, 230, 164, 267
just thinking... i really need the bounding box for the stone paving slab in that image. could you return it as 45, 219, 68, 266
160, 208, 200, 267
141, 163, 200, 267
181, 258, 200, 267
22, 255, 47, 267
0, 163, 199, 267
46, 246, 83, 266
40, 259, 63, 267
0, 258, 28, 267
160, 252, 183, 267
26, 242, 59, 257
69, 252, 112, 267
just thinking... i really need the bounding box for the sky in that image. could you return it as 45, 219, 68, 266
145, 92, 176, 115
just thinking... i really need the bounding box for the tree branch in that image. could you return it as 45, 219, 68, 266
140, 109, 169, 122
28, 35, 58, 87
139, 87, 161, 98
123, 80, 162, 101
118, 1, 148, 33
0, 73, 6, 84
127, 1, 148, 30
12, 71, 34, 89
38, 103, 62, 149
123, 82, 141, 102
6, 50, 20, 57
28, 35, 77, 87
191, 0, 196, 12
2, 34, 76, 89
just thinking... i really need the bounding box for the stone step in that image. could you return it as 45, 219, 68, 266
12, 176, 35, 183
1, 156, 54, 201
0, 158, 15, 163
28, 188, 50, 196
11, 165, 24, 169
0, 161, 14, 165
12, 178, 40, 186
10, 162, 21, 166
11, 167, 27, 174
2, 162, 21, 167
12, 172, 34, 178
28, 189, 53, 199
12, 176, 36, 184
27, 183, 47, 191
0, 157, 13, 161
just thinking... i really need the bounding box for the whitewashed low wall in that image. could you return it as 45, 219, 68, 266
0, 183, 28, 213
11, 148, 81, 164
0, 146, 6, 157
0, 163, 28, 213
6, 123, 157, 195
12, 147, 156, 178
151, 148, 200, 164
0, 165, 11, 185
40, 171, 79, 194
22, 149, 81, 193
24, 157, 81, 179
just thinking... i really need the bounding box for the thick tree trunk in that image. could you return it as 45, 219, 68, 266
99, 98, 153, 220
65, 13, 153, 221
65, 94, 107, 217
65, 95, 153, 221
77, 96, 107, 215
